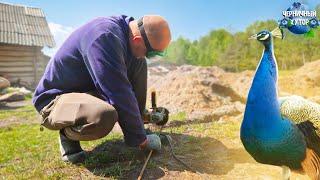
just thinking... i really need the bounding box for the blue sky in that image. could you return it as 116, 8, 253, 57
2, 0, 319, 55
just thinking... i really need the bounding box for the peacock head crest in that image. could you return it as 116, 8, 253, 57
249, 28, 284, 46
250, 30, 271, 42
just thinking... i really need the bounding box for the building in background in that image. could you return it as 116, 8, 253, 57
0, 2, 55, 89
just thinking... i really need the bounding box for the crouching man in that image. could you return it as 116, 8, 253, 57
32, 15, 171, 163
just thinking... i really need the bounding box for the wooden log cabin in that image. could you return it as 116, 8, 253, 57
0, 2, 55, 89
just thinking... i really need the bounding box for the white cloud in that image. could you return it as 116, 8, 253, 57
42, 22, 74, 57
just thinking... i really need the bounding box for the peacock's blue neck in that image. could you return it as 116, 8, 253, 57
243, 39, 282, 129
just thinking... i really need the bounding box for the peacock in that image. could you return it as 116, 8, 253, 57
240, 28, 320, 180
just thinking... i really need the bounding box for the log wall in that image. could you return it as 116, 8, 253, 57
0, 44, 50, 89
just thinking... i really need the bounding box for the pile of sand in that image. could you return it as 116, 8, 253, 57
295, 60, 320, 86
220, 70, 254, 100
279, 60, 320, 97
147, 65, 250, 119
147, 59, 320, 119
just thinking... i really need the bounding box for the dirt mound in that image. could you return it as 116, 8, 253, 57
309, 96, 320, 104
279, 60, 320, 97
147, 65, 249, 119
296, 60, 320, 86
147, 59, 320, 119
221, 70, 254, 100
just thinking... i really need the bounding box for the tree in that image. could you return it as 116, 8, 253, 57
165, 37, 192, 65
163, 14, 320, 72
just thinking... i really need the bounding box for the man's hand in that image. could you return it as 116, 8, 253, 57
139, 134, 161, 151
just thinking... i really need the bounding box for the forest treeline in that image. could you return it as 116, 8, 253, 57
163, 5, 320, 72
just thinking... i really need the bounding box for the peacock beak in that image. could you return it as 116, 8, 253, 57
249, 34, 258, 40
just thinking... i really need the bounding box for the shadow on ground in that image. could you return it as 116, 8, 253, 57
0, 103, 21, 110
0, 100, 31, 109
83, 131, 252, 179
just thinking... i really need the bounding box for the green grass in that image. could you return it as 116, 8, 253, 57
0, 124, 63, 178
165, 111, 239, 139
0, 124, 130, 179
0, 105, 153, 179
191, 121, 239, 139
0, 104, 142, 179
279, 70, 294, 77
0, 108, 241, 179
169, 112, 187, 122
0, 105, 37, 121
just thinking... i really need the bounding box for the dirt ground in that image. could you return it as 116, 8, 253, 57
130, 122, 307, 179
0, 100, 38, 127
63, 116, 309, 179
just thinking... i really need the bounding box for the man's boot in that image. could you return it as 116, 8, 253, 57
59, 130, 86, 163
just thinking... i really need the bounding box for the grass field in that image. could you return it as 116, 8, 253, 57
0, 101, 309, 179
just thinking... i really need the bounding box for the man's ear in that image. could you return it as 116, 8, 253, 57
132, 35, 143, 43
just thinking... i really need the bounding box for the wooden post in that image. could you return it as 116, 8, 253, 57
33, 46, 38, 87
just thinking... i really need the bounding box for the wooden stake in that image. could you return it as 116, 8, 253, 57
137, 150, 153, 180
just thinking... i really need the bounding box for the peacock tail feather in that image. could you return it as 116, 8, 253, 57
280, 95, 320, 133
280, 95, 320, 163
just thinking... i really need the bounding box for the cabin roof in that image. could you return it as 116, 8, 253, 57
0, 2, 55, 48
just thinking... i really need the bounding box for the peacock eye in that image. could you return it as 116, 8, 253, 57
259, 33, 270, 40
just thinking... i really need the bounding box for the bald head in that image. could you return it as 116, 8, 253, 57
143, 15, 171, 51
128, 15, 171, 58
